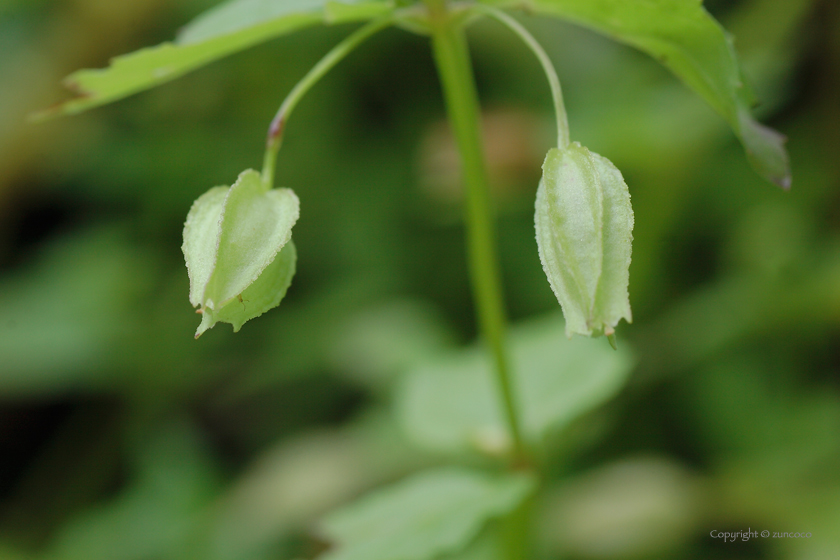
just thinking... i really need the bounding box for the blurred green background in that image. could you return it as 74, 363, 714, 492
1, 0, 838, 558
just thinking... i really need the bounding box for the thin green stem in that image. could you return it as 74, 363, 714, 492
427, 2, 528, 465
261, 16, 393, 188
500, 492, 534, 559
474, 6, 569, 148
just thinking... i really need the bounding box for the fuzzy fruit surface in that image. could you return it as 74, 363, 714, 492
535, 143, 634, 338
182, 169, 299, 338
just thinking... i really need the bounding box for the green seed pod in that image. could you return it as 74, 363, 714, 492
535, 142, 633, 338
182, 169, 299, 338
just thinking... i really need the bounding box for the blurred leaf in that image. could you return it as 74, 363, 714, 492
42, 422, 220, 560
398, 314, 634, 454
0, 227, 147, 395
481, 0, 790, 187
318, 467, 535, 560
541, 457, 702, 558
201, 411, 428, 560
426, 523, 504, 560
436, 531, 500, 560
38, 0, 395, 117
329, 299, 457, 390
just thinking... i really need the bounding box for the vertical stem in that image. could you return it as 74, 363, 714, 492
500, 492, 534, 559
427, 3, 527, 466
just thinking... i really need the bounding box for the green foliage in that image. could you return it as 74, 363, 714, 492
35, 0, 395, 118
318, 468, 535, 560
41, 0, 790, 193
0, 227, 144, 394
398, 314, 634, 454
535, 143, 633, 338
4, 0, 831, 559
182, 169, 298, 337
480, 0, 791, 187
179, 0, 394, 44
42, 423, 219, 560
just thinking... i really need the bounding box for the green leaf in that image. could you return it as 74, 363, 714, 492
535, 143, 633, 338
398, 314, 634, 455
325, 0, 396, 24
38, 0, 395, 117
179, 0, 393, 44
318, 468, 535, 560
479, 0, 790, 187
182, 169, 299, 337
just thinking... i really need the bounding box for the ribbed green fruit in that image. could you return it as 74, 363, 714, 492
535, 143, 634, 338
182, 169, 299, 338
